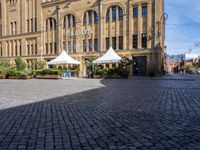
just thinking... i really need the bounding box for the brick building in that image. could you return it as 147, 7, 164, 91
0, 0, 165, 77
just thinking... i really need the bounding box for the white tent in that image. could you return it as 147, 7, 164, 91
92, 47, 122, 64
47, 50, 80, 65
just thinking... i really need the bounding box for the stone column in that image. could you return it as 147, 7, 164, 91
98, 0, 103, 51
128, 4, 133, 49
109, 7, 112, 49
56, 5, 61, 54
17, 40, 20, 56
147, 1, 152, 49
123, 9, 127, 50
138, 4, 142, 49
116, 6, 119, 50
13, 41, 16, 57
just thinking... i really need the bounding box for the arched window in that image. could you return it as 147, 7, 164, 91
106, 10, 110, 23
83, 15, 86, 26
106, 6, 123, 22
83, 10, 98, 25
119, 7, 123, 20
112, 6, 116, 21
63, 14, 76, 29
46, 17, 56, 31
94, 11, 98, 24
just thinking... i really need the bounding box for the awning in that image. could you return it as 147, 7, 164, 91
47, 50, 80, 65
93, 47, 122, 64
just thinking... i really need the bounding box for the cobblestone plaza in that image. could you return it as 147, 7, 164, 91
0, 75, 200, 149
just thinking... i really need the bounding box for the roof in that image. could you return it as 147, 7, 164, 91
47, 50, 80, 65
92, 47, 122, 64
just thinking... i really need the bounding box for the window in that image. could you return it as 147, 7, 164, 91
119, 36, 123, 49
46, 20, 48, 31
35, 44, 37, 55
54, 19, 56, 30
27, 44, 30, 55
73, 40, 76, 53
94, 12, 98, 24
142, 5, 147, 17
133, 7, 138, 17
119, 7, 123, 20
112, 37, 116, 50
68, 41, 71, 52
49, 18, 53, 31
106, 10, 110, 23
112, 6, 116, 21
19, 45, 22, 56
0, 46, 2, 57
14, 22, 17, 34
83, 15, 86, 25
63, 17, 66, 29
68, 15, 71, 28
15, 44, 17, 56
63, 42, 66, 51
106, 38, 109, 50
11, 22, 13, 35
83, 40, 87, 52
142, 33, 147, 48
89, 11, 92, 25
35, 18, 37, 32
94, 39, 98, 51
133, 34, 138, 48
54, 42, 57, 54
31, 44, 34, 55
50, 43, 52, 54
27, 20, 29, 32
89, 39, 92, 51
31, 18, 33, 32
73, 16, 76, 27
45, 43, 48, 54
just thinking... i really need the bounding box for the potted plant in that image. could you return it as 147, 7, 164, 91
0, 70, 6, 79
35, 69, 62, 79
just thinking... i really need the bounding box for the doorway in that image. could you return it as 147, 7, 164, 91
132, 56, 147, 76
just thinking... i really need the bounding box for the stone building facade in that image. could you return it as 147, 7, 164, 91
0, 0, 165, 77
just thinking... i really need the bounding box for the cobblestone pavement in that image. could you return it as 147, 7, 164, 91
0, 74, 200, 150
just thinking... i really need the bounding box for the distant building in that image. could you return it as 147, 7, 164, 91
166, 53, 200, 72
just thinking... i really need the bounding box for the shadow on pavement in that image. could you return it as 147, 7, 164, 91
0, 78, 200, 149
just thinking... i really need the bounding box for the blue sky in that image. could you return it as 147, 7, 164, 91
165, 0, 200, 55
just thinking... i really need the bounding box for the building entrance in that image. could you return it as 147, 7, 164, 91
132, 56, 147, 76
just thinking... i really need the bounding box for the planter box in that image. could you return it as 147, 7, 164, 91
35, 74, 61, 79
0, 74, 6, 79
8, 75, 33, 79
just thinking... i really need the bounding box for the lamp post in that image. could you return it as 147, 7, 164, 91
153, 0, 168, 76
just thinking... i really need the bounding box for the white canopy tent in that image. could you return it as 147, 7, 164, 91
47, 50, 80, 65
92, 47, 122, 64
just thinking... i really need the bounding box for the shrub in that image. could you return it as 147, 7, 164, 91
0, 61, 15, 71
36, 61, 46, 70
15, 57, 27, 71
119, 69, 129, 78
94, 67, 127, 78
6, 70, 31, 76
35, 69, 62, 75
0, 70, 3, 75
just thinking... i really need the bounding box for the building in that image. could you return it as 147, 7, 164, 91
166, 53, 200, 73
0, 0, 165, 77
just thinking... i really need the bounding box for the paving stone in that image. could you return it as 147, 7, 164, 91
0, 75, 200, 149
